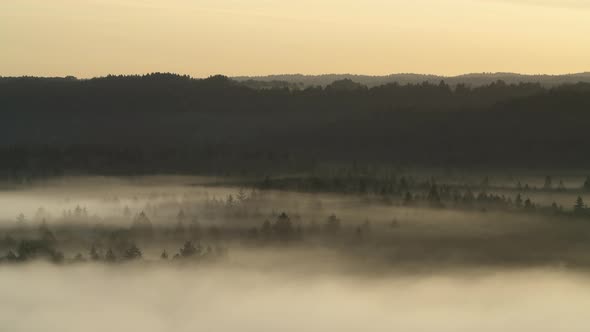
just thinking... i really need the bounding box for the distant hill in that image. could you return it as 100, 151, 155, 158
233, 72, 590, 88
1, 73, 589, 176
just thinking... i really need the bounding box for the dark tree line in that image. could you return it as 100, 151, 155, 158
0, 74, 590, 177
0, 74, 553, 112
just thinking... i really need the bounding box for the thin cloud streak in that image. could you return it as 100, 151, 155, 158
485, 0, 590, 10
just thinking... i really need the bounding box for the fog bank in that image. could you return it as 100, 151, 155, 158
2, 262, 589, 332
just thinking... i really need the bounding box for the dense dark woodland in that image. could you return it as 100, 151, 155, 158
1, 73, 590, 177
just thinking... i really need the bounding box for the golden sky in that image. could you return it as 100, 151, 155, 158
1, 0, 589, 77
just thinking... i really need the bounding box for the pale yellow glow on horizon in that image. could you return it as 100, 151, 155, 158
0, 0, 589, 77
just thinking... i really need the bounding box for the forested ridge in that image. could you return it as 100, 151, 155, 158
0, 73, 574, 112
233, 72, 590, 88
1, 73, 589, 178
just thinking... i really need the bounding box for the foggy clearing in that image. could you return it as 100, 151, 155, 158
2, 262, 590, 332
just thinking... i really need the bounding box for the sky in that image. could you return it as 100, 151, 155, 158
0, 0, 589, 77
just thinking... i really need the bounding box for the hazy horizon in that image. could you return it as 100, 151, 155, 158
3, 71, 590, 80
2, 0, 589, 78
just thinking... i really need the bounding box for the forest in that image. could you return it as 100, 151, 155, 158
1, 173, 590, 267
1, 73, 590, 180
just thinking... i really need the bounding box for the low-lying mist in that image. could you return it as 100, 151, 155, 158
2, 175, 590, 331
1, 175, 590, 267
2, 260, 590, 332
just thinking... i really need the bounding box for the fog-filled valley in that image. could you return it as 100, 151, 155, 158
6, 262, 590, 332
4, 262, 590, 332
1, 175, 590, 331
2, 72, 590, 332
1, 174, 589, 266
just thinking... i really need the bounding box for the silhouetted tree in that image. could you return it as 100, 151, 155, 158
481, 176, 489, 188
399, 177, 409, 192
38, 219, 56, 243
574, 196, 586, 214
180, 241, 200, 257
174, 220, 185, 239
123, 244, 142, 260
261, 220, 272, 239
15, 239, 62, 262
463, 189, 475, 205
324, 214, 341, 234
427, 183, 442, 207
105, 248, 116, 262
5, 250, 18, 262
274, 212, 294, 241
557, 180, 566, 192
177, 209, 186, 223
131, 211, 153, 238
16, 213, 27, 228
390, 219, 400, 228
403, 192, 413, 205
362, 219, 371, 233
123, 206, 132, 219
186, 218, 200, 239
90, 245, 101, 261
543, 176, 552, 190
515, 194, 523, 208
237, 188, 248, 203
